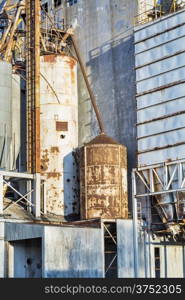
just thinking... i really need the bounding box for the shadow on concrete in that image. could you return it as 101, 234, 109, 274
63, 150, 80, 221
84, 34, 137, 209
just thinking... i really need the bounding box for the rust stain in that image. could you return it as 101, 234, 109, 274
50, 146, 60, 153
71, 69, 75, 85
66, 56, 76, 69
41, 149, 49, 171
43, 54, 57, 63
47, 172, 61, 179
80, 141, 128, 220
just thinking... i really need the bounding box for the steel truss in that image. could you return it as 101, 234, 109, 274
0, 170, 46, 218
132, 159, 185, 236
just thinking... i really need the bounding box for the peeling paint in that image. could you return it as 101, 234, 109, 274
80, 134, 128, 219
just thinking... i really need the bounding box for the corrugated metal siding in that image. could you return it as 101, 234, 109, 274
44, 226, 104, 278
5, 223, 43, 241
135, 9, 185, 166
117, 219, 135, 278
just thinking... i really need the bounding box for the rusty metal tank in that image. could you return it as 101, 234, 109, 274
40, 54, 78, 218
80, 133, 128, 219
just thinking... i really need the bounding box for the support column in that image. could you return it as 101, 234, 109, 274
0, 222, 5, 277
132, 170, 139, 277
34, 173, 41, 218
26, 180, 32, 213
0, 175, 3, 215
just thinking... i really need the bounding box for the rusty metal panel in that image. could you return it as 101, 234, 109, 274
80, 135, 128, 219
56, 121, 68, 131
40, 55, 78, 217
135, 9, 185, 166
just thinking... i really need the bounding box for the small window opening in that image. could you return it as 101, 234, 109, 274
154, 247, 161, 278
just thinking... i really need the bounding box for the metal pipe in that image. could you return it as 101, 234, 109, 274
136, 187, 185, 198
132, 170, 139, 278
4, 5, 24, 62
71, 35, 105, 134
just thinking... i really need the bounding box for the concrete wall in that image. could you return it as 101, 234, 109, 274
65, 0, 138, 206
40, 55, 78, 218
11, 74, 21, 170
43, 225, 104, 278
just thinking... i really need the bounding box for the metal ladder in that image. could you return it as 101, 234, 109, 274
25, 0, 41, 174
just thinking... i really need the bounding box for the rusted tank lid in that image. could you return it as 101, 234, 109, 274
86, 133, 120, 145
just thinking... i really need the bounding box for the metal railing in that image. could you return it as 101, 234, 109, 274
132, 159, 185, 237
135, 0, 185, 26
0, 170, 46, 218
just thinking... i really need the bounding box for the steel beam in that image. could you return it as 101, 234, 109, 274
33, 173, 41, 218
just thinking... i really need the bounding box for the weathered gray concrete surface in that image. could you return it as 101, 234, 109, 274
65, 0, 137, 206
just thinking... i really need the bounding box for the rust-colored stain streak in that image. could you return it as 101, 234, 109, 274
43, 54, 57, 63
50, 146, 60, 153
66, 56, 76, 69
47, 172, 61, 179
71, 69, 75, 85
41, 149, 49, 171
80, 139, 128, 220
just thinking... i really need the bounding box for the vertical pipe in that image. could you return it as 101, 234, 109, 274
71, 35, 105, 134
42, 180, 47, 214
34, 173, 41, 218
132, 170, 139, 277
4, 5, 23, 62
84, 146, 87, 219
0, 175, 3, 214
26, 180, 32, 213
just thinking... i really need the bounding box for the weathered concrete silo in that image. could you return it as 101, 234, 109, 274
80, 133, 128, 219
11, 73, 21, 170
0, 61, 12, 170
0, 61, 20, 171
40, 54, 78, 218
